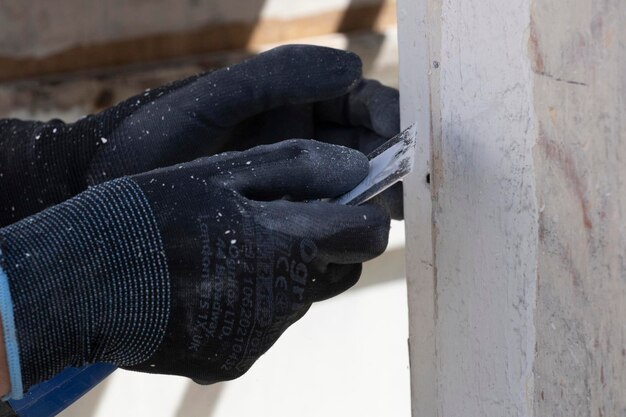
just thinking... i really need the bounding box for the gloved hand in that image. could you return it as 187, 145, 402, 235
0, 44, 401, 227
0, 140, 390, 397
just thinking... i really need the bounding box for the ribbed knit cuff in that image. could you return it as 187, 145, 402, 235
0, 178, 170, 391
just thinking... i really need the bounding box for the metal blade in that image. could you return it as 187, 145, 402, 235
334, 123, 417, 205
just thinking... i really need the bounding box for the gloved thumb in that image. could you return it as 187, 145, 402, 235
225, 139, 370, 201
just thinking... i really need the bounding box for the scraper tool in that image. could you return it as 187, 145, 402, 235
334, 123, 417, 205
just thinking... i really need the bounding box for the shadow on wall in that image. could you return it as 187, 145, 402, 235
175, 381, 223, 417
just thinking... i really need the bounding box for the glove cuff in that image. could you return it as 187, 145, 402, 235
0, 178, 171, 391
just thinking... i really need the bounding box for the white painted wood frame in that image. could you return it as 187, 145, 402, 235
399, 0, 625, 415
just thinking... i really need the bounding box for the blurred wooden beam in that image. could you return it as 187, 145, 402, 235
0, 27, 398, 120
0, 0, 395, 82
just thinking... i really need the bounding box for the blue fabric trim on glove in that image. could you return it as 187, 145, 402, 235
0, 259, 23, 400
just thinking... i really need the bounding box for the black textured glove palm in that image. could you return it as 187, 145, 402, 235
0, 140, 390, 391
0, 45, 401, 227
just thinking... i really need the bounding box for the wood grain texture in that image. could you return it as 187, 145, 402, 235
397, 0, 437, 415
531, 0, 626, 415
0, 28, 399, 120
432, 1, 539, 415
402, 0, 625, 414
401, 0, 539, 415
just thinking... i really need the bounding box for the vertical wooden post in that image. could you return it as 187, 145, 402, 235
397, 0, 437, 416
399, 0, 625, 415
531, 1, 626, 415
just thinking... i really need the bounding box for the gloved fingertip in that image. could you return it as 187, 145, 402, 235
308, 264, 363, 303
236, 139, 370, 199
370, 183, 404, 221
192, 378, 213, 385
304, 140, 370, 195
360, 203, 391, 256
265, 44, 363, 96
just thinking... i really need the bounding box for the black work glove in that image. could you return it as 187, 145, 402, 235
0, 44, 401, 227
0, 140, 390, 393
